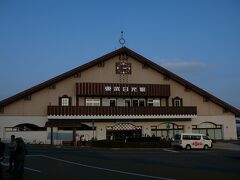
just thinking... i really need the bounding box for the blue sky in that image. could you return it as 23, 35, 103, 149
0, 0, 240, 109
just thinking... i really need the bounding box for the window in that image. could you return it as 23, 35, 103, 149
132, 99, 139, 107
110, 99, 116, 107
191, 135, 201, 140
183, 135, 191, 140
61, 98, 69, 106
174, 99, 181, 107
59, 95, 71, 106
86, 99, 100, 106
153, 99, 160, 107
139, 99, 145, 107
147, 99, 160, 107
125, 99, 131, 107
147, 99, 153, 107
172, 97, 182, 107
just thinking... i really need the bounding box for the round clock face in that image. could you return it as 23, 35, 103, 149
116, 62, 131, 74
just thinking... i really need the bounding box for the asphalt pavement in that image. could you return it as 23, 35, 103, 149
2, 142, 240, 180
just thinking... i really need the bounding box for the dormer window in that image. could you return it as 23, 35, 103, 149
172, 97, 183, 107
59, 95, 71, 106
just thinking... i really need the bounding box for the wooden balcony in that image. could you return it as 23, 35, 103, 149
47, 106, 197, 116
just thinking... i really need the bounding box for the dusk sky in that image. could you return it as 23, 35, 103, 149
0, 0, 240, 109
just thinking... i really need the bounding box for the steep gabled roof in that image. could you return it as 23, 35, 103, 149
0, 47, 239, 115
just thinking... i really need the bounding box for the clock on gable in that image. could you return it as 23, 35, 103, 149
116, 62, 132, 74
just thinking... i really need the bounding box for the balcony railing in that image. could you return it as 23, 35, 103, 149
47, 106, 197, 116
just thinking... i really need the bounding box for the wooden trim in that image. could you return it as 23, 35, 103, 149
58, 97, 61, 106
47, 106, 197, 116
76, 96, 79, 106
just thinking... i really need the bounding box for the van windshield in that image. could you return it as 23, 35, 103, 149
174, 134, 181, 140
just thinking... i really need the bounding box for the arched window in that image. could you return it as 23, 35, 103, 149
192, 122, 223, 140
151, 122, 184, 138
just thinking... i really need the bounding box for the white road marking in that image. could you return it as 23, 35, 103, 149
163, 149, 178, 153
39, 155, 176, 180
0, 162, 41, 173
24, 167, 41, 173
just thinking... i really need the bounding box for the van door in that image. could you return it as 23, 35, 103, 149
191, 135, 204, 149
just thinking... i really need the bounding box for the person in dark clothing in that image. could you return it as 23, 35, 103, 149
12, 138, 27, 180
8, 135, 17, 173
0, 138, 6, 180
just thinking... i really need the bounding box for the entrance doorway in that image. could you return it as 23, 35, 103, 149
106, 123, 142, 141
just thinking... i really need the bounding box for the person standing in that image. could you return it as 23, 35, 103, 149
13, 138, 27, 179
8, 135, 17, 173
0, 138, 6, 180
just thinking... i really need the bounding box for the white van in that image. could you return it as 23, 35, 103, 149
173, 133, 212, 150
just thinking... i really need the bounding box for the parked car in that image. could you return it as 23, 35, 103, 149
173, 133, 212, 150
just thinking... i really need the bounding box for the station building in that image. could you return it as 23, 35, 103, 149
0, 47, 239, 144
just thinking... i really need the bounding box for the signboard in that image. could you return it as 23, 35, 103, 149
76, 83, 170, 97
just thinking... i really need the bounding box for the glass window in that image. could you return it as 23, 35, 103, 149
110, 99, 116, 107
191, 135, 201, 140
86, 99, 100, 106
147, 99, 153, 107
139, 99, 145, 107
132, 99, 139, 107
153, 99, 160, 107
125, 99, 131, 107
61, 98, 69, 106
174, 99, 181, 107
215, 129, 222, 140
183, 135, 191, 140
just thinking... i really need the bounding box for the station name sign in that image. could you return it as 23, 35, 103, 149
76, 83, 170, 97
104, 86, 146, 93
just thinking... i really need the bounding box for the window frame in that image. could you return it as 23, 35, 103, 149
59, 95, 72, 106
86, 98, 101, 106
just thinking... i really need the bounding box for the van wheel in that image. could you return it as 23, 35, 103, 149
186, 145, 191, 150
204, 145, 209, 150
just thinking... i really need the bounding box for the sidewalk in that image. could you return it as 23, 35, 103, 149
213, 142, 240, 151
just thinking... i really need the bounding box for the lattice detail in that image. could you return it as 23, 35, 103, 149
106, 123, 142, 131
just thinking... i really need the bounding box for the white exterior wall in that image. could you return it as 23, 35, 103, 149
4, 131, 48, 144
0, 115, 237, 143
192, 116, 237, 140
0, 116, 47, 141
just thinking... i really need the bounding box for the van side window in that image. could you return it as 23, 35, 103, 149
191, 135, 201, 140
183, 135, 191, 140
203, 136, 210, 140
